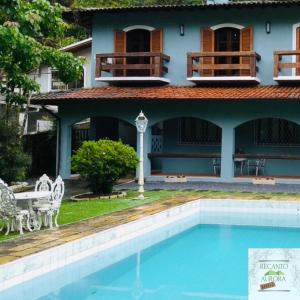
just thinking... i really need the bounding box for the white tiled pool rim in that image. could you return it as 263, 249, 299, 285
1, 198, 300, 291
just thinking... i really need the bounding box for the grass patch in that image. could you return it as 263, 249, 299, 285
1, 189, 300, 242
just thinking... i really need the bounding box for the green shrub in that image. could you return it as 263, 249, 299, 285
71, 139, 139, 194
0, 118, 31, 183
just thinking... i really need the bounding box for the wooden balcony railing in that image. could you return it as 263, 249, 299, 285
274, 50, 300, 78
187, 51, 261, 78
95, 52, 170, 78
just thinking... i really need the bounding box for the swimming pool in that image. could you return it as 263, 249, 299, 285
2, 200, 300, 300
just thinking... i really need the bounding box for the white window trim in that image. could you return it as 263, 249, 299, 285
292, 23, 300, 76
83, 65, 87, 88
210, 23, 245, 31
123, 25, 155, 32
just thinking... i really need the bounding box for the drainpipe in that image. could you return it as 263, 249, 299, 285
42, 105, 61, 177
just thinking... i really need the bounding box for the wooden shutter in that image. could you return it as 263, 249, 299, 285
150, 29, 163, 52
296, 27, 300, 76
114, 30, 126, 76
240, 27, 253, 76
150, 29, 163, 76
201, 28, 214, 76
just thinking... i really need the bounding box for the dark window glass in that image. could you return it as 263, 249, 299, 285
255, 119, 300, 145
214, 27, 240, 76
179, 118, 221, 145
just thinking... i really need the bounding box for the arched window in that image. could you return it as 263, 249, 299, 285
126, 29, 151, 76
214, 27, 240, 76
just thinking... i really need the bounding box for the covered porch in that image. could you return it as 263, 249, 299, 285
32, 86, 300, 185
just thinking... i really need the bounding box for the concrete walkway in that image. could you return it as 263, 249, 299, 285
115, 181, 300, 193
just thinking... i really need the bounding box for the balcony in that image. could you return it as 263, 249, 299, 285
187, 51, 261, 85
95, 52, 170, 85
274, 51, 300, 84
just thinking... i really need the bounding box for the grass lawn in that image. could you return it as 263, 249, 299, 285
1, 189, 300, 242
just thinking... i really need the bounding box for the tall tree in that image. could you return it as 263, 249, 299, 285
0, 0, 84, 108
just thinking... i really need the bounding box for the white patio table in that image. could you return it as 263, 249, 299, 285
234, 157, 247, 176
15, 191, 52, 230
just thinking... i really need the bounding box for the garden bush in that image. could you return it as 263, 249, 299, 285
72, 139, 138, 194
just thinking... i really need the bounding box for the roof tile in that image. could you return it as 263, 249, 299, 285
32, 86, 300, 104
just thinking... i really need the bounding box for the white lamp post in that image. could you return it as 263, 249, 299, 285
135, 111, 148, 200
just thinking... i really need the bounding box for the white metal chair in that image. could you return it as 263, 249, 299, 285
0, 179, 32, 235
33, 174, 53, 228
247, 159, 266, 176
51, 176, 65, 227
35, 175, 64, 229
212, 158, 221, 175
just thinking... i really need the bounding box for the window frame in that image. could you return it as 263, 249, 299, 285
178, 118, 221, 146
254, 118, 300, 147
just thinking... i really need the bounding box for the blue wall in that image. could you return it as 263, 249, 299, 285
58, 100, 300, 180
91, 6, 300, 86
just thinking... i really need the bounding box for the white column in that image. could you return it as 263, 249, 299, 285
136, 127, 151, 179
59, 120, 72, 179
220, 125, 235, 182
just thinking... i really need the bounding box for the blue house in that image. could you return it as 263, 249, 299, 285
34, 0, 300, 184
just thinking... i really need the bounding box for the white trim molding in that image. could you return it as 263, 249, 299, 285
210, 23, 245, 30
292, 23, 300, 50
123, 25, 155, 32
291, 23, 300, 76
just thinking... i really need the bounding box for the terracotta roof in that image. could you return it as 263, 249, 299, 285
68, 1, 300, 13
66, 1, 300, 28
32, 86, 300, 104
61, 38, 92, 53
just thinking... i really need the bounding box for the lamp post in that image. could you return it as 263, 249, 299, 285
135, 111, 148, 200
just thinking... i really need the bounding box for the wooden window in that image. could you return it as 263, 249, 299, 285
179, 118, 221, 145
200, 26, 253, 76
214, 27, 240, 76
255, 119, 300, 146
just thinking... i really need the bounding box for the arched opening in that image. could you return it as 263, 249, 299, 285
214, 27, 240, 76
234, 118, 300, 178
150, 117, 222, 177
71, 117, 136, 154
126, 29, 151, 76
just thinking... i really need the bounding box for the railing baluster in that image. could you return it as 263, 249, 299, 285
95, 52, 168, 78
187, 51, 259, 78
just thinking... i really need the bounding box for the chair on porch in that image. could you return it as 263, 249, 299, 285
212, 158, 221, 175
247, 159, 266, 176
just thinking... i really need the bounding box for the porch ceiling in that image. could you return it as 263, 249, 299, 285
32, 86, 300, 105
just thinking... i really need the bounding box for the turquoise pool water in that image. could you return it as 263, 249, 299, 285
3, 222, 300, 300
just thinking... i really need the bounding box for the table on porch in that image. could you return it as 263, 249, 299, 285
149, 153, 300, 177
15, 191, 52, 230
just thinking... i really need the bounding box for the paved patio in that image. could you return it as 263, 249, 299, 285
0, 193, 199, 265
63, 179, 300, 198
115, 181, 300, 193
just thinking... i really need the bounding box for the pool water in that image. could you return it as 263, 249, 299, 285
3, 224, 300, 300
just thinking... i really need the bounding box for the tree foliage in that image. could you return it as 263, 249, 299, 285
0, 115, 31, 183
72, 140, 138, 194
0, 0, 84, 106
